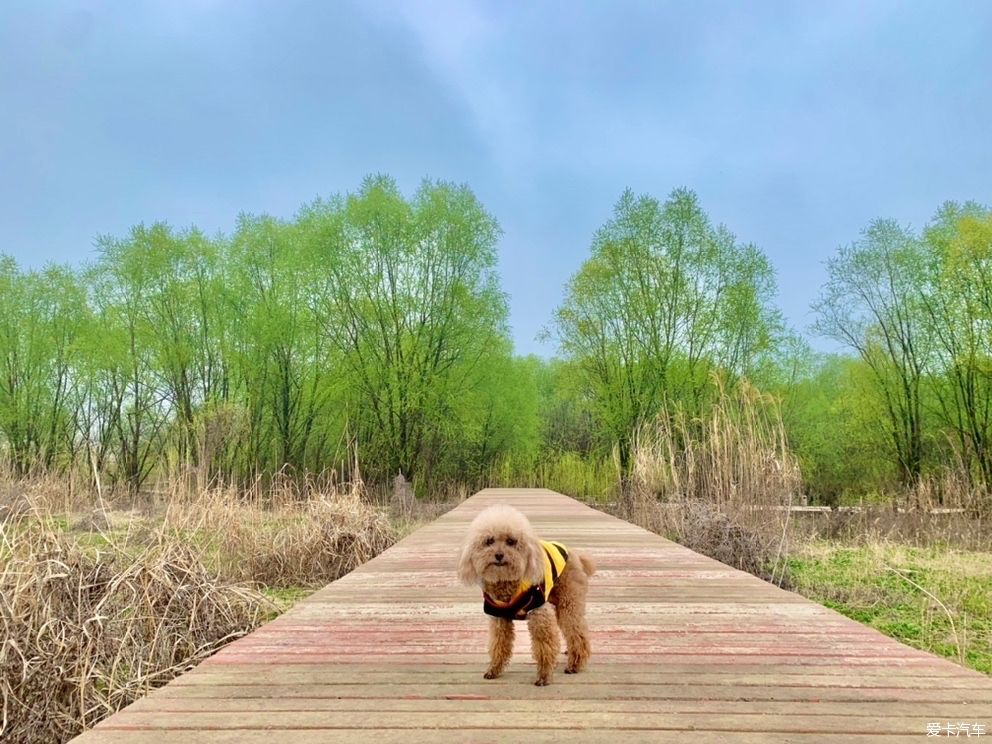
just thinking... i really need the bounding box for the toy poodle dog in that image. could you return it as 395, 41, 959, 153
457, 504, 595, 686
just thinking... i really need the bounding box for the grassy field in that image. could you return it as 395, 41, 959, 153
786, 541, 992, 674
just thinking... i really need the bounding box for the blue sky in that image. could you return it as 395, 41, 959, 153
2, 1, 990, 356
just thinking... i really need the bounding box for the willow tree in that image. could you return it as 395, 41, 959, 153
90, 233, 177, 491
300, 175, 512, 485
551, 187, 783, 470
922, 203, 992, 490
813, 220, 931, 485
0, 259, 88, 473
0, 175, 535, 494
224, 214, 338, 475
95, 224, 228, 466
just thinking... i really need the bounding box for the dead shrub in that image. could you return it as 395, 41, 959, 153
908, 467, 991, 516
0, 521, 272, 744
1, 478, 69, 524
0, 466, 400, 744
670, 501, 786, 582
164, 480, 396, 587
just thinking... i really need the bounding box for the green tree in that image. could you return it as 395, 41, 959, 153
781, 353, 895, 503
225, 214, 337, 476
90, 235, 176, 492
300, 175, 511, 486
922, 204, 992, 489
814, 220, 931, 485
0, 259, 88, 473
551, 187, 783, 470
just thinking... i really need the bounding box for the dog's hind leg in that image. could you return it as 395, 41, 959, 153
527, 605, 560, 686
484, 617, 514, 679
556, 599, 591, 673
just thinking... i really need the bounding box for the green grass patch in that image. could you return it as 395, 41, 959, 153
535, 452, 617, 502
261, 586, 314, 614
786, 542, 992, 675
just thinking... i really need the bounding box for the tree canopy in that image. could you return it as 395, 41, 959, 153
550, 187, 784, 468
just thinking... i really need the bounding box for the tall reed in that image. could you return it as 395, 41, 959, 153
625, 378, 800, 581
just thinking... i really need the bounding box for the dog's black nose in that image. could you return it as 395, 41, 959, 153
494, 552, 504, 562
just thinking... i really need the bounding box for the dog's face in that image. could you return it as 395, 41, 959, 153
457, 504, 544, 587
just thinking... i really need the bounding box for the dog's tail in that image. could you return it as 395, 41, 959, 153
576, 551, 596, 577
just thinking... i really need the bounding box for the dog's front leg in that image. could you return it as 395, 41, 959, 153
484, 617, 514, 679
527, 605, 560, 686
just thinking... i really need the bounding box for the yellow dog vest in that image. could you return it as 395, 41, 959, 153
483, 540, 568, 620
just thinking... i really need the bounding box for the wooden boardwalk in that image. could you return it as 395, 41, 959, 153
74, 488, 992, 742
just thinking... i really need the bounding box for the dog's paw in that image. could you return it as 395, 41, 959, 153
533, 677, 551, 686
483, 670, 500, 680
564, 666, 578, 674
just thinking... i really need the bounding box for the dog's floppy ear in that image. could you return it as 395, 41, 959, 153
524, 534, 545, 585
457, 538, 479, 585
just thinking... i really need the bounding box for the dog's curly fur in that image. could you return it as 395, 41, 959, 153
457, 504, 595, 686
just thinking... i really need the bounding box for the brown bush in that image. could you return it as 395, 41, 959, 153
0, 469, 400, 743
0, 521, 272, 744
668, 501, 787, 582
155, 479, 395, 587
908, 467, 991, 516
167, 483, 397, 587
794, 507, 991, 551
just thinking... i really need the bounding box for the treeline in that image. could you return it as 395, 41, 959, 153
0, 176, 538, 493
802, 205, 992, 504
1, 175, 990, 507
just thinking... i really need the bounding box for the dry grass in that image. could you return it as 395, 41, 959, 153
0, 471, 399, 743
794, 507, 990, 551
164, 482, 396, 587
608, 382, 991, 675
0, 518, 272, 743
907, 467, 992, 515
620, 379, 799, 582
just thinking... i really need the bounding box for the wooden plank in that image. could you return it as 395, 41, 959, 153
169, 667, 986, 686
118, 696, 986, 716
82, 709, 962, 734
131, 681, 992, 703
71, 731, 928, 744
71, 487, 992, 742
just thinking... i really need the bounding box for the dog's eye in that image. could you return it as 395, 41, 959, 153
505, 537, 517, 546
484, 536, 495, 546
